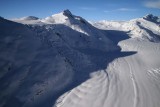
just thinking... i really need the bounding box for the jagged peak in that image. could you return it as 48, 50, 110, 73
62, 9, 73, 17
50, 9, 73, 18
143, 14, 160, 23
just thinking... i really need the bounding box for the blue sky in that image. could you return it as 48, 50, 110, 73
0, 0, 160, 21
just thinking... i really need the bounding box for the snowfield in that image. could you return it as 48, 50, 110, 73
0, 10, 160, 107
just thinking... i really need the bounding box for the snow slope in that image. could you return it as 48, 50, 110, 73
54, 39, 160, 107
0, 11, 160, 107
0, 12, 118, 107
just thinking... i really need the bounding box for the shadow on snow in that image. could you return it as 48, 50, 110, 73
0, 19, 136, 107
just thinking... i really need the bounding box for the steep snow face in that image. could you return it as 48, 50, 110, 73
29, 24, 118, 52
93, 15, 160, 42
42, 9, 92, 36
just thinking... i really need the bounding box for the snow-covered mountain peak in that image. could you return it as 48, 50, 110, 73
41, 10, 74, 24
12, 16, 42, 24
20, 16, 39, 20
41, 10, 100, 36
43, 9, 88, 25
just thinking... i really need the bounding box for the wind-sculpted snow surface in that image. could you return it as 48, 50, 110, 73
0, 11, 160, 107
54, 34, 160, 107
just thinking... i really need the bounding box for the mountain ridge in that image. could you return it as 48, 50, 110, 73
10, 10, 160, 42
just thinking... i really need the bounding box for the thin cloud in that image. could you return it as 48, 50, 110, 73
117, 8, 137, 11
79, 7, 97, 11
104, 8, 137, 13
144, 0, 160, 9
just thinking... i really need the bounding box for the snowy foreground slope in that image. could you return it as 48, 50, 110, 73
0, 11, 160, 107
